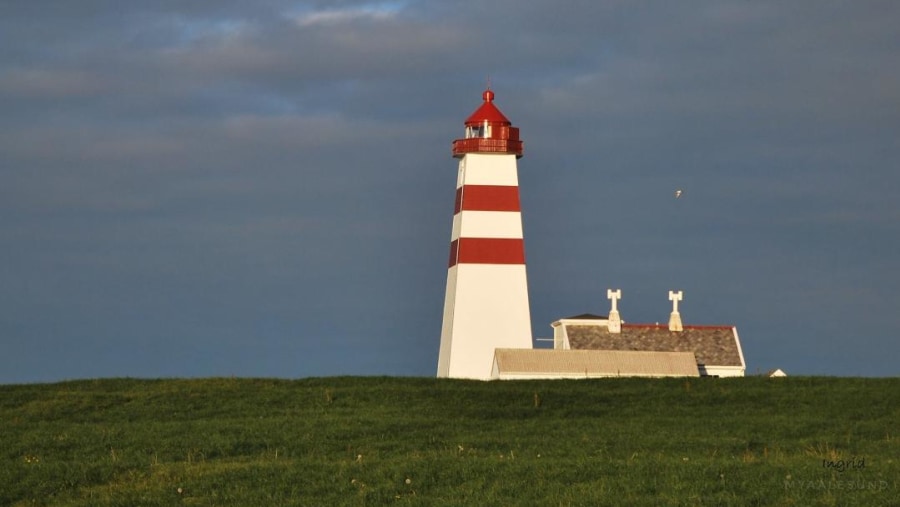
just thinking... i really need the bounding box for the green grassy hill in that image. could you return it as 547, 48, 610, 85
1, 376, 898, 506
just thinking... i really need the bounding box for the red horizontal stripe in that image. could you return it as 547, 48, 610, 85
454, 185, 520, 214
448, 238, 525, 267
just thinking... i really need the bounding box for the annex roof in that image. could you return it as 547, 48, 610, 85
494, 349, 700, 377
564, 324, 743, 368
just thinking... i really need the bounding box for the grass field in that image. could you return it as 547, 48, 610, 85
1, 376, 898, 506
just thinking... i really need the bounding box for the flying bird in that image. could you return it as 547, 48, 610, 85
674, 189, 683, 199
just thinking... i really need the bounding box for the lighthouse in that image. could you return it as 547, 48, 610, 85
436, 89, 533, 380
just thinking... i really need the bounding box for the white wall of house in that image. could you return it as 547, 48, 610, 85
699, 365, 745, 377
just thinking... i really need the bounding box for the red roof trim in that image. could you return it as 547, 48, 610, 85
621, 324, 735, 330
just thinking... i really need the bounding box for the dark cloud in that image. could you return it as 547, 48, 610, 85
1, 1, 899, 382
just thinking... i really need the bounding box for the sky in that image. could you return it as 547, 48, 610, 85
2, 1, 899, 383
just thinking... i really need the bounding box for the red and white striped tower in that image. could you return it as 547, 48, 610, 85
437, 89, 533, 379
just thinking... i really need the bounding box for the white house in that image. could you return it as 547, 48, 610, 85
547, 291, 747, 378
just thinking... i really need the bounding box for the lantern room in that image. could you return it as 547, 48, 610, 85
452, 89, 523, 158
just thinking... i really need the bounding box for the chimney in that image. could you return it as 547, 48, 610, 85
607, 289, 621, 333
668, 290, 683, 332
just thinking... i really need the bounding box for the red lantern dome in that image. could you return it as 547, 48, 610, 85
452, 89, 523, 158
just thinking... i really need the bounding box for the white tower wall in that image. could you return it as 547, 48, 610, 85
437, 152, 533, 380
438, 264, 532, 378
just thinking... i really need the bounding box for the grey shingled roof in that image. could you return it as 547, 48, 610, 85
565, 324, 742, 367
494, 349, 700, 377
